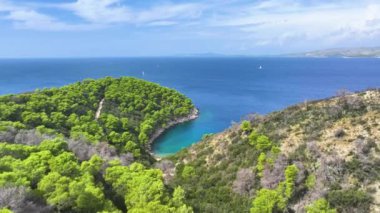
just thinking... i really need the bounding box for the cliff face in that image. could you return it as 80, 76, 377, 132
169, 89, 380, 213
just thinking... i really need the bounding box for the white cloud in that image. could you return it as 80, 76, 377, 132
64, 0, 132, 24
134, 3, 203, 23
0, 0, 99, 31
6, 9, 99, 31
147, 21, 177, 27
0, 0, 379, 51
211, 0, 380, 47
0, 0, 205, 30
252, 0, 300, 11
62, 0, 204, 26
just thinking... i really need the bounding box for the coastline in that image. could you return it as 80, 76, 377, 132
147, 107, 199, 160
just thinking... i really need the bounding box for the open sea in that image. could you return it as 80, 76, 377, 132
0, 57, 379, 155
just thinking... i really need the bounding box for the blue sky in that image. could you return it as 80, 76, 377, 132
0, 0, 380, 57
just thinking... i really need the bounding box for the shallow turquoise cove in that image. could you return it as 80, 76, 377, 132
152, 110, 214, 156
0, 57, 379, 155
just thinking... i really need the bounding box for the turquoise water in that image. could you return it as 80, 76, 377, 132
0, 57, 379, 155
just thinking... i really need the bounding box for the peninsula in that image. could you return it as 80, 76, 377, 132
293, 47, 380, 58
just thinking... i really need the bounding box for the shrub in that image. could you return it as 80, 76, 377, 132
327, 189, 372, 212
39, 139, 68, 155
250, 189, 282, 213
345, 156, 379, 182
182, 165, 195, 179
249, 132, 273, 152
0, 208, 12, 213
241, 120, 252, 132
284, 164, 299, 198
201, 133, 214, 140
251, 164, 299, 212
306, 198, 336, 213
305, 174, 316, 190
256, 153, 266, 177
256, 135, 273, 151
334, 128, 345, 138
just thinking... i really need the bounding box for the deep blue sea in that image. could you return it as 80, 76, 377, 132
0, 57, 379, 155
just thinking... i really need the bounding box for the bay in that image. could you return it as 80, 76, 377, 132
0, 57, 379, 155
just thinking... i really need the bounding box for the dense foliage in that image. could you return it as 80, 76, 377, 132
305, 198, 336, 213
0, 140, 192, 212
0, 80, 378, 213
0, 77, 195, 212
0, 77, 194, 161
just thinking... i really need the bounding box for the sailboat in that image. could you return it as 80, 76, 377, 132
142, 71, 145, 76
258, 65, 263, 70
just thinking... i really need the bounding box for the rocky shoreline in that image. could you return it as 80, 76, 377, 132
146, 107, 199, 159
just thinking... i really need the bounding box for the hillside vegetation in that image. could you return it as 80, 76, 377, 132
169, 89, 380, 213
0, 77, 379, 213
0, 77, 194, 163
0, 77, 195, 212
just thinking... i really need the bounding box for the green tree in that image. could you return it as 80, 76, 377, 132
104, 114, 121, 132
250, 189, 281, 213
172, 186, 193, 213
249, 132, 273, 151
305, 174, 316, 190
50, 111, 67, 128
48, 152, 80, 177
284, 164, 298, 198
0, 208, 13, 213
105, 162, 184, 212
182, 166, 195, 179
38, 172, 72, 211
256, 135, 273, 151
124, 141, 141, 157
80, 155, 103, 175
251, 164, 299, 212
306, 198, 336, 213
19, 150, 52, 186
39, 139, 68, 155
256, 152, 266, 177
0, 171, 29, 187
69, 173, 108, 212
241, 120, 252, 132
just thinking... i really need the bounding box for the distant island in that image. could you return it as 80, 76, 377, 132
292, 47, 380, 58
173, 47, 380, 58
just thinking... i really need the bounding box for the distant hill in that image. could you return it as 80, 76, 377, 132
293, 47, 380, 58
173, 52, 250, 57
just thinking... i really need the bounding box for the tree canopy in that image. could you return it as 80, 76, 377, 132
0, 77, 195, 212
0, 77, 194, 159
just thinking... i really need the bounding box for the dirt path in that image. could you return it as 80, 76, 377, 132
95, 98, 105, 120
